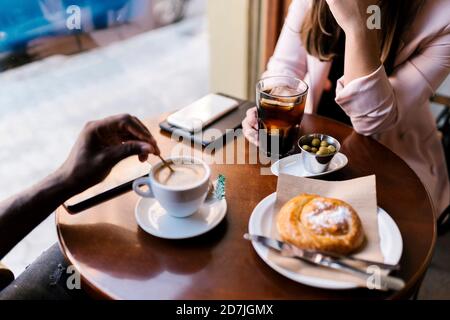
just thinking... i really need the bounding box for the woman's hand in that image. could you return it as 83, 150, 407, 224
325, 0, 377, 36
242, 107, 259, 146
325, 0, 381, 85
0, 114, 160, 258
59, 114, 160, 193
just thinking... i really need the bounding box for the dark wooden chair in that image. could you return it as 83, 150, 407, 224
431, 94, 450, 236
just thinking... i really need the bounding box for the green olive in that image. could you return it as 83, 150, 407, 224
302, 145, 311, 152
311, 138, 321, 147
311, 147, 318, 153
320, 140, 329, 147
328, 145, 337, 153
319, 146, 328, 153
316, 149, 330, 156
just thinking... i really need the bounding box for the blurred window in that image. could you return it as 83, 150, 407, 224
0, 0, 191, 69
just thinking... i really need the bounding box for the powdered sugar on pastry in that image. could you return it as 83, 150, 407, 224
306, 204, 351, 234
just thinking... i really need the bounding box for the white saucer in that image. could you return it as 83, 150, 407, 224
135, 197, 227, 239
271, 153, 348, 177
248, 193, 403, 290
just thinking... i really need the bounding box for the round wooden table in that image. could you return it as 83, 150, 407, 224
56, 113, 436, 300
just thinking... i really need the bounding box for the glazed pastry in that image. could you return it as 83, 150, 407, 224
277, 194, 365, 254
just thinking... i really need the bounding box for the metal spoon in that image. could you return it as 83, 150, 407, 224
156, 155, 175, 172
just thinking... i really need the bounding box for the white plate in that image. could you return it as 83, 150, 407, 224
135, 197, 227, 240
271, 153, 348, 177
248, 193, 403, 290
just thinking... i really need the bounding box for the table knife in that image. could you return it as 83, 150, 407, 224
313, 250, 399, 271
244, 234, 398, 270
244, 234, 405, 291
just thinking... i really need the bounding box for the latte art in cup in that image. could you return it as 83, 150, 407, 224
133, 156, 211, 218
154, 162, 206, 187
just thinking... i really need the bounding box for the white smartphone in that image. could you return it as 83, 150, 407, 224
167, 94, 239, 132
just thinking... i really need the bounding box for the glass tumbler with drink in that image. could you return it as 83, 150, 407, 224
256, 76, 308, 157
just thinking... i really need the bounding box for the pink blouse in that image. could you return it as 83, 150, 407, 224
264, 0, 450, 216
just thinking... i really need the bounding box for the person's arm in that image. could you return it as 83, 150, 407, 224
0, 171, 74, 259
242, 0, 310, 146
327, 0, 450, 135
325, 0, 381, 85
0, 114, 160, 259
263, 0, 310, 79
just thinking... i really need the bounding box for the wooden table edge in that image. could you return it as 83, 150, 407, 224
55, 215, 119, 300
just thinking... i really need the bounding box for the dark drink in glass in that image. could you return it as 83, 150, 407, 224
256, 76, 308, 157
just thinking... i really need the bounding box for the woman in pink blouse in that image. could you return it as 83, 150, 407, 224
242, 0, 450, 217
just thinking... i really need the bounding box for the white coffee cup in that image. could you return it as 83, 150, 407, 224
132, 156, 210, 218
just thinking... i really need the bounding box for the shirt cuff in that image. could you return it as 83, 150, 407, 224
335, 65, 394, 117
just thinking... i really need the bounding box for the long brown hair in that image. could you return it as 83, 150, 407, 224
300, 0, 424, 74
